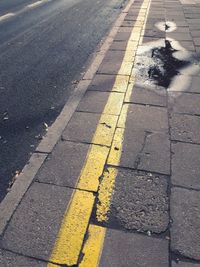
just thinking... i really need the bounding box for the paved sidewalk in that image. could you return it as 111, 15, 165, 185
1, 0, 200, 266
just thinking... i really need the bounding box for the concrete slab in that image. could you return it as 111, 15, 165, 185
62, 112, 100, 143
1, 182, 73, 261
104, 168, 169, 233
170, 113, 200, 144
169, 92, 200, 115
88, 74, 116, 92
124, 104, 168, 133
77, 91, 109, 114
171, 187, 200, 260
36, 140, 89, 188
99, 229, 169, 267
172, 142, 200, 189
128, 83, 167, 107
169, 75, 200, 94
0, 249, 47, 267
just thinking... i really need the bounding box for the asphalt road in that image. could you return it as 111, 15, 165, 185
0, 0, 127, 202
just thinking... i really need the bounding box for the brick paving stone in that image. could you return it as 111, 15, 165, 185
0, 249, 47, 267
166, 32, 193, 41
36, 140, 89, 187
171, 187, 200, 260
170, 113, 200, 144
99, 230, 169, 267
103, 168, 169, 233
172, 142, 200, 189
169, 92, 200, 115
128, 83, 167, 107
114, 31, 131, 41
1, 183, 74, 261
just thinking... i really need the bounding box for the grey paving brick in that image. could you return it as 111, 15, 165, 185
125, 104, 168, 133
172, 142, 200, 189
172, 261, 200, 267
99, 229, 169, 267
62, 112, 100, 143
36, 140, 89, 187
169, 75, 200, 94
1, 182, 73, 261
138, 132, 171, 175
0, 249, 47, 267
109, 41, 137, 51
103, 168, 169, 233
169, 92, 200, 115
171, 187, 200, 260
128, 83, 167, 107
88, 74, 116, 92
166, 32, 192, 41
114, 31, 131, 41
77, 91, 109, 113
170, 113, 200, 144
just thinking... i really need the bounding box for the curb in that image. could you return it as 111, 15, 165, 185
0, 0, 135, 235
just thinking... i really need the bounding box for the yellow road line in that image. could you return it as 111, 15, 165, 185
48, 0, 151, 266
49, 190, 95, 266
79, 224, 106, 267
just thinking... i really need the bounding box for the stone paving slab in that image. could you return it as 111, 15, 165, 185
77, 91, 110, 114
1, 182, 73, 261
123, 104, 169, 133
62, 111, 101, 143
169, 92, 200, 115
169, 75, 200, 94
88, 74, 116, 92
172, 142, 200, 189
36, 140, 89, 188
171, 187, 200, 260
127, 83, 167, 107
99, 229, 169, 267
0, 249, 47, 267
170, 113, 200, 144
102, 168, 169, 233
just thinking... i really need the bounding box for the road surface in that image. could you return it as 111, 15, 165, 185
0, 0, 127, 202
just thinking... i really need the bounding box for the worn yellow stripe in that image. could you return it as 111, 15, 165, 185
48, 190, 94, 266
96, 168, 118, 222
77, 145, 109, 192
79, 225, 106, 267
48, 0, 150, 266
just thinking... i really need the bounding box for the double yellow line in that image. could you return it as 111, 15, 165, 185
48, 0, 150, 266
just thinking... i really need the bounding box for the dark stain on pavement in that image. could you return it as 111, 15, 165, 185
148, 40, 190, 88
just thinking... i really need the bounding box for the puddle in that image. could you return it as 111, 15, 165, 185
135, 39, 200, 89
148, 40, 190, 88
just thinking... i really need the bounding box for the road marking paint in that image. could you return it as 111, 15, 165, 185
113, 75, 130, 92
0, 13, 14, 22
48, 0, 151, 265
79, 224, 106, 267
93, 114, 118, 146
104, 92, 124, 115
48, 190, 95, 266
96, 168, 118, 222
77, 145, 109, 192
0, 0, 50, 23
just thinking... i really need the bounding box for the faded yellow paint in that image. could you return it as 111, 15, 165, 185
79, 225, 106, 267
93, 114, 118, 146
113, 75, 129, 92
77, 145, 109, 192
103, 92, 124, 115
117, 104, 129, 128
96, 168, 118, 222
48, 0, 151, 265
48, 190, 94, 266
107, 128, 125, 167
